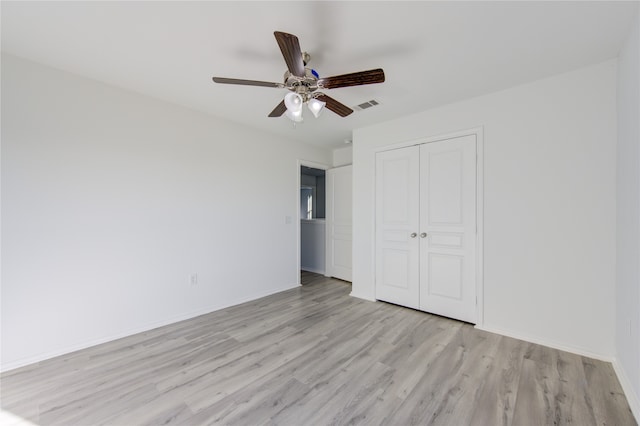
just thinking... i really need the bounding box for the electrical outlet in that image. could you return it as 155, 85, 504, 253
189, 273, 198, 286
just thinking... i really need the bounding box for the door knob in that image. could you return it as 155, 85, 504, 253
421, 232, 427, 238
410, 232, 417, 238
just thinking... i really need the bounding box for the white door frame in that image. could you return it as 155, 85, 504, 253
296, 159, 330, 285
373, 127, 485, 326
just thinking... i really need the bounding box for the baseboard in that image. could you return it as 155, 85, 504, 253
349, 291, 376, 302
612, 358, 640, 423
1, 282, 299, 373
474, 324, 614, 362
301, 267, 325, 275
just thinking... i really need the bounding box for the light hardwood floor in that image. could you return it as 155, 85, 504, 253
1, 272, 636, 425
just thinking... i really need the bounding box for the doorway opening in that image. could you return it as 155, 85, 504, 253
298, 163, 327, 282
300, 166, 326, 220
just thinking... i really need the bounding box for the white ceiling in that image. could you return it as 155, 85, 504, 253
2, 1, 637, 149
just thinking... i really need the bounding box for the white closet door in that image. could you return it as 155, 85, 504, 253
375, 146, 420, 309
326, 165, 352, 281
419, 135, 477, 322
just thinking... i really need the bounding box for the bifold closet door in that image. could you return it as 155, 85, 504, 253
419, 135, 476, 323
375, 145, 420, 309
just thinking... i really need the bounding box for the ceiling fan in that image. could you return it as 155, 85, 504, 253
212, 31, 385, 122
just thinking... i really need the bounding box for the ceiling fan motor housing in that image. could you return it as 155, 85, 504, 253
283, 68, 320, 100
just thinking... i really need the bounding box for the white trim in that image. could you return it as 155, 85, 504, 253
371, 127, 484, 154
370, 127, 485, 326
475, 129, 485, 327
350, 291, 377, 302
475, 324, 614, 362
612, 358, 640, 423
298, 160, 330, 171
0, 282, 300, 373
296, 159, 330, 285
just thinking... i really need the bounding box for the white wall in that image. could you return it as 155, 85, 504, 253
353, 60, 617, 358
616, 7, 640, 419
0, 54, 331, 371
333, 146, 353, 167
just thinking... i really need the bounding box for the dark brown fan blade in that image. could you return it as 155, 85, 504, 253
212, 77, 283, 88
274, 31, 305, 77
268, 100, 287, 117
318, 68, 385, 89
316, 93, 353, 117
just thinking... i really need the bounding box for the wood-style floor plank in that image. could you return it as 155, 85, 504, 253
467, 335, 527, 425
1, 272, 636, 426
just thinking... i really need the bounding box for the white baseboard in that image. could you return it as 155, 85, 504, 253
349, 291, 376, 302
301, 267, 325, 275
474, 324, 614, 362
1, 282, 299, 373
612, 358, 640, 423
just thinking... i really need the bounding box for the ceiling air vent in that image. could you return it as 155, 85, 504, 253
353, 99, 381, 111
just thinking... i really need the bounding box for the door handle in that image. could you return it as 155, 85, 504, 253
421, 232, 427, 238
410, 232, 417, 238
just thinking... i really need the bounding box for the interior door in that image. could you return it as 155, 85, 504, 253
375, 146, 420, 309
326, 165, 353, 281
419, 135, 477, 322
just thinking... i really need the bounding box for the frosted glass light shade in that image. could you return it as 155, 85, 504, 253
284, 92, 303, 113
285, 108, 303, 122
307, 98, 326, 118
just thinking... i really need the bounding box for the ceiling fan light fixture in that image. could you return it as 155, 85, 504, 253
285, 108, 303, 123
284, 92, 303, 113
307, 98, 326, 118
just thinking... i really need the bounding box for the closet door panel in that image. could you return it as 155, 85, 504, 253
419, 135, 477, 323
375, 146, 420, 309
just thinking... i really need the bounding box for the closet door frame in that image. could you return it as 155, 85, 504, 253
373, 127, 485, 326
